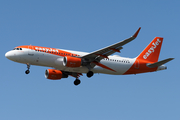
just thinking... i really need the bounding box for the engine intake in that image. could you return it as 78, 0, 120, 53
63, 56, 82, 67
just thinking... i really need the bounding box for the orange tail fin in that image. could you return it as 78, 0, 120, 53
137, 37, 163, 63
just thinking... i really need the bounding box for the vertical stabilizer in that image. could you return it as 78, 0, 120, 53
136, 37, 163, 63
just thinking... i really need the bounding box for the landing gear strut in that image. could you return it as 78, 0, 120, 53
87, 71, 94, 78
74, 79, 81, 86
25, 63, 30, 74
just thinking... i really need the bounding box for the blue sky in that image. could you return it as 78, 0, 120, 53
1, 0, 179, 120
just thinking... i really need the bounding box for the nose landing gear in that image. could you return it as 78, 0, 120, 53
25, 70, 30, 74
25, 64, 30, 74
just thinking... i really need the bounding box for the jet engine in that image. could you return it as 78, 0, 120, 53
45, 69, 68, 80
63, 56, 82, 67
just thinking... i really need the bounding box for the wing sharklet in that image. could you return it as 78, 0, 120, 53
133, 27, 141, 38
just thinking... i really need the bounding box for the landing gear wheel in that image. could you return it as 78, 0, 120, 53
25, 70, 30, 74
87, 71, 94, 78
25, 63, 30, 74
74, 79, 81, 86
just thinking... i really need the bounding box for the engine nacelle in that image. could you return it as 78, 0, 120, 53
45, 69, 68, 80
63, 56, 82, 67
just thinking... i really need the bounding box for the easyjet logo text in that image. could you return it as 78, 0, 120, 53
35, 47, 59, 53
143, 39, 161, 59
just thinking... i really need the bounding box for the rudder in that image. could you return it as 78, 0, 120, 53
136, 37, 163, 63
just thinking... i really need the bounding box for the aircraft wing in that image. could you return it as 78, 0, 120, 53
81, 27, 141, 62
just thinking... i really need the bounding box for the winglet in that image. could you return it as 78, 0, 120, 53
132, 27, 141, 38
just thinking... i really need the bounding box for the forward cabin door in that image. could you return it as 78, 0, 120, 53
28, 45, 34, 56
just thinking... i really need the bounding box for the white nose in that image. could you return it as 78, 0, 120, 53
5, 51, 14, 60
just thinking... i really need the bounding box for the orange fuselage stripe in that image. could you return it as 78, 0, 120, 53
16, 45, 80, 57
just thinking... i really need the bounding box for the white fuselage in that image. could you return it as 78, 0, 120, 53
5, 48, 135, 75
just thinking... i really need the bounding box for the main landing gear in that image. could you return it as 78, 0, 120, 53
74, 79, 81, 86
73, 71, 94, 86
25, 63, 30, 74
87, 71, 94, 78
71, 73, 81, 86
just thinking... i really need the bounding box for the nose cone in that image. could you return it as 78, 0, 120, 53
5, 51, 10, 58
5, 51, 14, 60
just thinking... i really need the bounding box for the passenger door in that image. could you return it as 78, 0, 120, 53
28, 45, 34, 56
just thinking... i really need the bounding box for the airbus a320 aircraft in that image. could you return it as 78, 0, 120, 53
5, 27, 174, 85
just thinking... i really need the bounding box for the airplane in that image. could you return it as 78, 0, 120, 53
5, 27, 174, 85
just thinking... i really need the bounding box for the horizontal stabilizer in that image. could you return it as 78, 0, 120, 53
147, 58, 174, 68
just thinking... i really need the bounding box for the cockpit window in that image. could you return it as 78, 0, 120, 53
13, 48, 22, 50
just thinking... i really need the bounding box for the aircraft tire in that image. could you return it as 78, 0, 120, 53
25, 70, 30, 74
74, 79, 81, 86
87, 71, 94, 78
